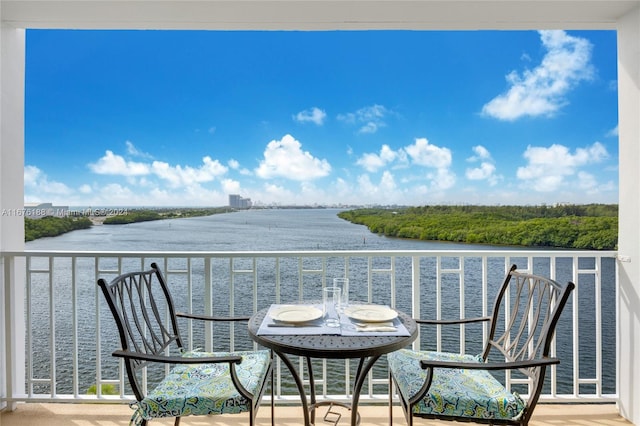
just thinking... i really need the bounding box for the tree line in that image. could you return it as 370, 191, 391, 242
25, 207, 236, 240
337, 204, 618, 250
103, 207, 234, 224
25, 216, 92, 242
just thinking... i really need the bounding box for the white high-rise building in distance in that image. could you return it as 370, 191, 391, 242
229, 194, 252, 209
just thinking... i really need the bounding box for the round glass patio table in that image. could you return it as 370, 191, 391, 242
248, 305, 418, 426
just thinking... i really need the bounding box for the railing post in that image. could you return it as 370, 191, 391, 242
204, 257, 213, 351
411, 255, 420, 350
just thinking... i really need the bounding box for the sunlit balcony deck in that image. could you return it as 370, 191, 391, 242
0, 402, 630, 425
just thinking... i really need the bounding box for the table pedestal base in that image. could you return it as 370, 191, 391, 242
309, 401, 361, 426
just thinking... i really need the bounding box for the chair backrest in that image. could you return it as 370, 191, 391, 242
484, 265, 574, 405
97, 262, 183, 400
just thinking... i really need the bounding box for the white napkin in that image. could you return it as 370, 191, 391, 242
354, 321, 397, 332
339, 316, 411, 336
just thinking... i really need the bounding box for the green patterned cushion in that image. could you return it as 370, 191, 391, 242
388, 349, 526, 421
131, 349, 270, 425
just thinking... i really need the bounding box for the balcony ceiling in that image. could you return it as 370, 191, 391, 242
1, 0, 638, 30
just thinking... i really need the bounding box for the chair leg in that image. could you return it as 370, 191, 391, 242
389, 372, 394, 426
270, 358, 275, 426
174, 416, 181, 425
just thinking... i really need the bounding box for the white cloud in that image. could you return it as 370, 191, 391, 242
355, 171, 398, 199
294, 107, 327, 125
126, 141, 153, 159
152, 156, 228, 187
24, 165, 74, 199
91, 150, 228, 188
404, 138, 452, 169
429, 168, 457, 191
466, 162, 497, 181
355, 138, 455, 192
24, 165, 42, 187
95, 183, 137, 202
516, 142, 609, 192
104, 183, 228, 206
466, 145, 501, 185
577, 171, 599, 192
228, 158, 252, 175
467, 145, 492, 162
356, 173, 395, 199
404, 138, 455, 191
70, 149, 234, 205
584, 175, 616, 193
607, 125, 619, 137
258, 183, 297, 204
337, 104, 390, 134
255, 134, 331, 181
356, 144, 397, 172
359, 122, 380, 134
221, 178, 241, 194
482, 30, 594, 121
89, 150, 151, 176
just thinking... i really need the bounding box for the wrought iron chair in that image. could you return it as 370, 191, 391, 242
97, 262, 273, 426
388, 264, 575, 426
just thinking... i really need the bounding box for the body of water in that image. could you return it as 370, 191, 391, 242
28, 208, 509, 252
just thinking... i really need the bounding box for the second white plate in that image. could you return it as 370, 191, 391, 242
270, 305, 323, 324
344, 305, 398, 323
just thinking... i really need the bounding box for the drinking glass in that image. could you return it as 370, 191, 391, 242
333, 277, 349, 312
323, 286, 341, 327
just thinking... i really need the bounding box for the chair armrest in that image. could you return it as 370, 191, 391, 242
176, 312, 250, 322
419, 356, 559, 371
416, 316, 490, 325
112, 349, 243, 365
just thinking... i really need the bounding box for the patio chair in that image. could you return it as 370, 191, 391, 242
97, 262, 273, 426
387, 264, 575, 426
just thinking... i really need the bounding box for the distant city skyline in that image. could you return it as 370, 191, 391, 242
25, 29, 618, 207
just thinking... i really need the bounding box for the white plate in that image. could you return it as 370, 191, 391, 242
270, 305, 323, 324
344, 305, 398, 323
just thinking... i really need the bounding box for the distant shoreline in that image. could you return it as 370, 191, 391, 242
89, 216, 107, 225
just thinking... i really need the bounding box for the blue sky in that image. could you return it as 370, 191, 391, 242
25, 29, 619, 207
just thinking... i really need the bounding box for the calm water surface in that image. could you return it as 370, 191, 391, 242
28, 208, 504, 251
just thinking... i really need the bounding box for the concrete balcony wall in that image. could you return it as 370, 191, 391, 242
616, 6, 640, 423
0, 21, 26, 412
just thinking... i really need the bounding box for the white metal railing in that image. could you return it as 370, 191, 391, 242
1, 249, 618, 405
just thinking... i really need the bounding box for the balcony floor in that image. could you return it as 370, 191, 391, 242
0, 402, 630, 425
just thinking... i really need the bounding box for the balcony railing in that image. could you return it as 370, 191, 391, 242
1, 249, 618, 406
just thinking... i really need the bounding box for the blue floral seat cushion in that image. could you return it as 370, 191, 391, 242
131, 349, 271, 426
388, 349, 526, 421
